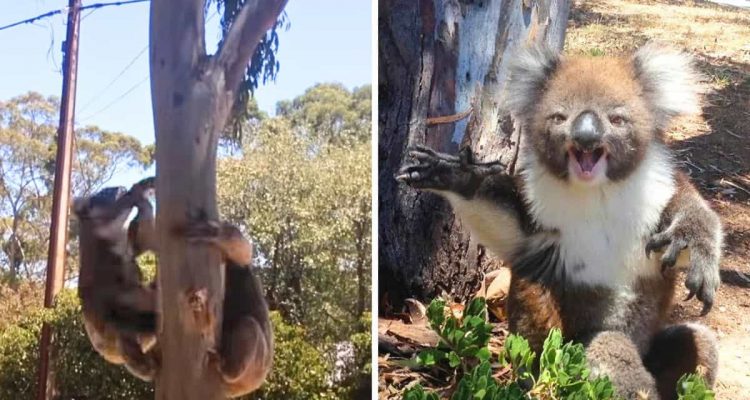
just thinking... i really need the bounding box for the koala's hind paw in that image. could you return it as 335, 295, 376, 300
396, 145, 504, 195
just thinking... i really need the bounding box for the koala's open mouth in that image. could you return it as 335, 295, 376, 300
568, 146, 607, 181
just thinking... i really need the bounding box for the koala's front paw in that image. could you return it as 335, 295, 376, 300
130, 177, 155, 198
646, 218, 721, 316
183, 218, 253, 267
395, 145, 504, 197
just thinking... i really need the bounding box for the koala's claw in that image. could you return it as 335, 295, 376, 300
395, 146, 459, 190
396, 145, 505, 194
686, 268, 717, 316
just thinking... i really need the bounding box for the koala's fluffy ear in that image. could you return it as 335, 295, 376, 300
632, 43, 704, 129
504, 44, 561, 118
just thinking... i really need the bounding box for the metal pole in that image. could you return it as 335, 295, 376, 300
36, 0, 81, 398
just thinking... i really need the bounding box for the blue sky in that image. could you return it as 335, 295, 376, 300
0, 0, 372, 187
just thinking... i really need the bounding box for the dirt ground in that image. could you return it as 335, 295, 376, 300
566, 0, 750, 397
380, 0, 750, 398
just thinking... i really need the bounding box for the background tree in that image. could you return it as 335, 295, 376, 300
218, 84, 372, 395
378, 0, 571, 309
0, 92, 151, 284
276, 83, 371, 144
0, 80, 370, 399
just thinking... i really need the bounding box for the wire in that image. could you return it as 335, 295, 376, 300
0, 0, 149, 32
78, 75, 149, 122
78, 45, 148, 113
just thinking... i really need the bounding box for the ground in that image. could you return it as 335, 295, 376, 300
379, 0, 750, 398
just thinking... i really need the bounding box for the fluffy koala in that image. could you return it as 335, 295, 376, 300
75, 180, 272, 396
180, 218, 274, 398
73, 177, 159, 381
397, 44, 721, 400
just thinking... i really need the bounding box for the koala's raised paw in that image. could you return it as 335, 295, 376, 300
395, 145, 504, 196
646, 220, 721, 316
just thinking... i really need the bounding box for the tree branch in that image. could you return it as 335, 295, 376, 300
216, 0, 288, 93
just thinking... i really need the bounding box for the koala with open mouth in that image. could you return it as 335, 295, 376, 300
397, 44, 721, 400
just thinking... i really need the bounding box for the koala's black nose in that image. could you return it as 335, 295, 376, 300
571, 111, 604, 150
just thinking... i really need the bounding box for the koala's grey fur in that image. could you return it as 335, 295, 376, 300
397, 43, 721, 400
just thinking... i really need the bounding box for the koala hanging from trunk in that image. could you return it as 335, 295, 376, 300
179, 218, 274, 398
73, 177, 159, 380
74, 179, 273, 396
397, 44, 722, 400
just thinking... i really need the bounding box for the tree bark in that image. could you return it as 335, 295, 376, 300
378, 0, 570, 310
149, 1, 286, 399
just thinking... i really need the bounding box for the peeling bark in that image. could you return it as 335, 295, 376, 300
378, 0, 570, 310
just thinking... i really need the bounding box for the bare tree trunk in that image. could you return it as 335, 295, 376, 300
378, 0, 570, 310
149, 1, 286, 399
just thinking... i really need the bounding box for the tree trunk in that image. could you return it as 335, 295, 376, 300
378, 0, 570, 310
149, 1, 286, 399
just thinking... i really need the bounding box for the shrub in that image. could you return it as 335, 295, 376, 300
0, 289, 363, 399
404, 298, 714, 400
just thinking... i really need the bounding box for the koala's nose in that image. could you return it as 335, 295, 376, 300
571, 111, 604, 150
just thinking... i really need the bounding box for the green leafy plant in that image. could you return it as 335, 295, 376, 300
416, 298, 493, 371
404, 298, 614, 400
405, 298, 716, 399
677, 374, 715, 400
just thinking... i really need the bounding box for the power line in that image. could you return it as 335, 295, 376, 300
78, 45, 148, 113
77, 8, 218, 117
72, 9, 220, 125
78, 75, 149, 122
0, 0, 149, 32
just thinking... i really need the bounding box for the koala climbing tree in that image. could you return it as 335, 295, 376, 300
149, 0, 287, 399
378, 0, 571, 306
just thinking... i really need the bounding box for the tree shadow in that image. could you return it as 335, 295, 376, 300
720, 269, 750, 289
667, 53, 750, 277
669, 54, 750, 204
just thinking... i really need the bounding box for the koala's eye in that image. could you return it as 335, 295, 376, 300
549, 113, 567, 124
609, 115, 627, 126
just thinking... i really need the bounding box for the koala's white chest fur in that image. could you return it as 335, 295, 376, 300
522, 146, 676, 288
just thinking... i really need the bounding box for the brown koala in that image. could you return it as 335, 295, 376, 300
73, 177, 159, 381
181, 218, 274, 397
397, 44, 721, 400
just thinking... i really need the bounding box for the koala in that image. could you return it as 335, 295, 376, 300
181, 218, 274, 397
396, 44, 722, 400
73, 177, 159, 381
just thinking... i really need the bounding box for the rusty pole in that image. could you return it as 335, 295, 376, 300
36, 0, 82, 398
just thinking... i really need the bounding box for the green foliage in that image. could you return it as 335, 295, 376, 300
408, 299, 716, 400
677, 374, 714, 400
0, 82, 370, 398
403, 384, 440, 400
209, 0, 289, 141
0, 292, 359, 400
416, 298, 493, 371
217, 83, 370, 348
243, 312, 336, 400
0, 290, 154, 399
218, 82, 371, 397
409, 298, 616, 400
276, 83, 371, 144
528, 330, 615, 399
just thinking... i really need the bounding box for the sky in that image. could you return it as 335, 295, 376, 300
0, 0, 372, 187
